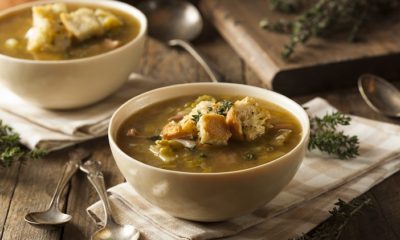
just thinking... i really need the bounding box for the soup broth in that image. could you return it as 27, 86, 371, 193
117, 95, 302, 173
0, 3, 140, 60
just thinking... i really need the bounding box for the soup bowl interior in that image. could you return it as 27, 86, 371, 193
109, 83, 310, 222
0, 0, 147, 109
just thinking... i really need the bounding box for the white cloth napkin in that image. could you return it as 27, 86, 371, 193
0, 74, 169, 151
87, 98, 400, 240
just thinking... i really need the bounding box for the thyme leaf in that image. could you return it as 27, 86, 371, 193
290, 197, 372, 240
191, 111, 202, 123
263, 0, 400, 59
0, 120, 47, 168
217, 100, 233, 116
308, 112, 359, 160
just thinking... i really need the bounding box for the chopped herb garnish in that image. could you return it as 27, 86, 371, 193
191, 111, 202, 123
217, 100, 233, 116
242, 152, 257, 161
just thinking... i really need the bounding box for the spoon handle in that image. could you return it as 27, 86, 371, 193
168, 39, 224, 83
80, 160, 115, 225
48, 148, 90, 210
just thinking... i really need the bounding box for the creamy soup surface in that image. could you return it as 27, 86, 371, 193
117, 95, 302, 173
0, 3, 140, 60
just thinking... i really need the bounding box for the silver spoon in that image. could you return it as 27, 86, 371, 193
24, 148, 90, 227
358, 74, 400, 117
137, 0, 223, 83
80, 160, 139, 240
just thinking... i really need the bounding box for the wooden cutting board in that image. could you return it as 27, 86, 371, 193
199, 0, 400, 95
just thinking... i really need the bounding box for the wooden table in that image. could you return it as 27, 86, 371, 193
1, 2, 400, 240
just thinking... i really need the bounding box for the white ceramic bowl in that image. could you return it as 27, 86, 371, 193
0, 0, 146, 109
109, 83, 310, 222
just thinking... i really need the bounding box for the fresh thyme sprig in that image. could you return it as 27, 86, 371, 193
291, 197, 372, 240
0, 120, 47, 168
262, 0, 400, 59
308, 112, 359, 160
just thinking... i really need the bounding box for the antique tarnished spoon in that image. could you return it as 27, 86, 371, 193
358, 74, 400, 117
24, 148, 90, 227
80, 160, 139, 240
136, 0, 223, 82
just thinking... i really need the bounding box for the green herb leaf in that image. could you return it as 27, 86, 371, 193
308, 112, 359, 160
217, 100, 233, 116
191, 111, 202, 123
264, 0, 399, 59
290, 197, 372, 240
0, 120, 47, 168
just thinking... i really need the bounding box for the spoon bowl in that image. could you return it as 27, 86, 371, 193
81, 160, 140, 240
24, 148, 90, 228
136, 0, 223, 83
92, 224, 139, 240
137, 0, 202, 42
358, 74, 400, 117
25, 210, 72, 227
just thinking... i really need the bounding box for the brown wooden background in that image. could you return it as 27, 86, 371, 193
1, 1, 400, 240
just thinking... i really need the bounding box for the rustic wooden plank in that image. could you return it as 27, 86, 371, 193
140, 38, 201, 85
0, 163, 21, 239
368, 172, 400, 239
336, 173, 400, 240
200, 0, 400, 95
1, 150, 69, 240
196, 37, 245, 84
334, 193, 399, 240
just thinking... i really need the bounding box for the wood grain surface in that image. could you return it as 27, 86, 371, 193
200, 0, 400, 95
0, 1, 400, 240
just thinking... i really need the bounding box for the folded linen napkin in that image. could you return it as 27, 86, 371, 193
0, 74, 169, 151
87, 98, 400, 240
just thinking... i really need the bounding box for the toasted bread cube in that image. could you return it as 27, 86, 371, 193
226, 97, 270, 141
226, 106, 243, 140
160, 120, 196, 140
60, 8, 104, 41
26, 3, 70, 52
94, 9, 123, 31
198, 113, 231, 145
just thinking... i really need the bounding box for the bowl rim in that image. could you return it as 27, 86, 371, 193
0, 0, 147, 64
109, 82, 310, 176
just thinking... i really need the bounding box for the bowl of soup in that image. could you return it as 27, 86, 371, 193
0, 0, 146, 109
109, 83, 310, 222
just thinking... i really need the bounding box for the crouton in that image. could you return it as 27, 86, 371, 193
26, 3, 71, 52
94, 9, 123, 31
226, 97, 270, 141
197, 113, 231, 145
160, 120, 196, 140
60, 8, 104, 41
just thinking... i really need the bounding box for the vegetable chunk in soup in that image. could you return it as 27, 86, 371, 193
0, 3, 140, 60
117, 95, 303, 173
